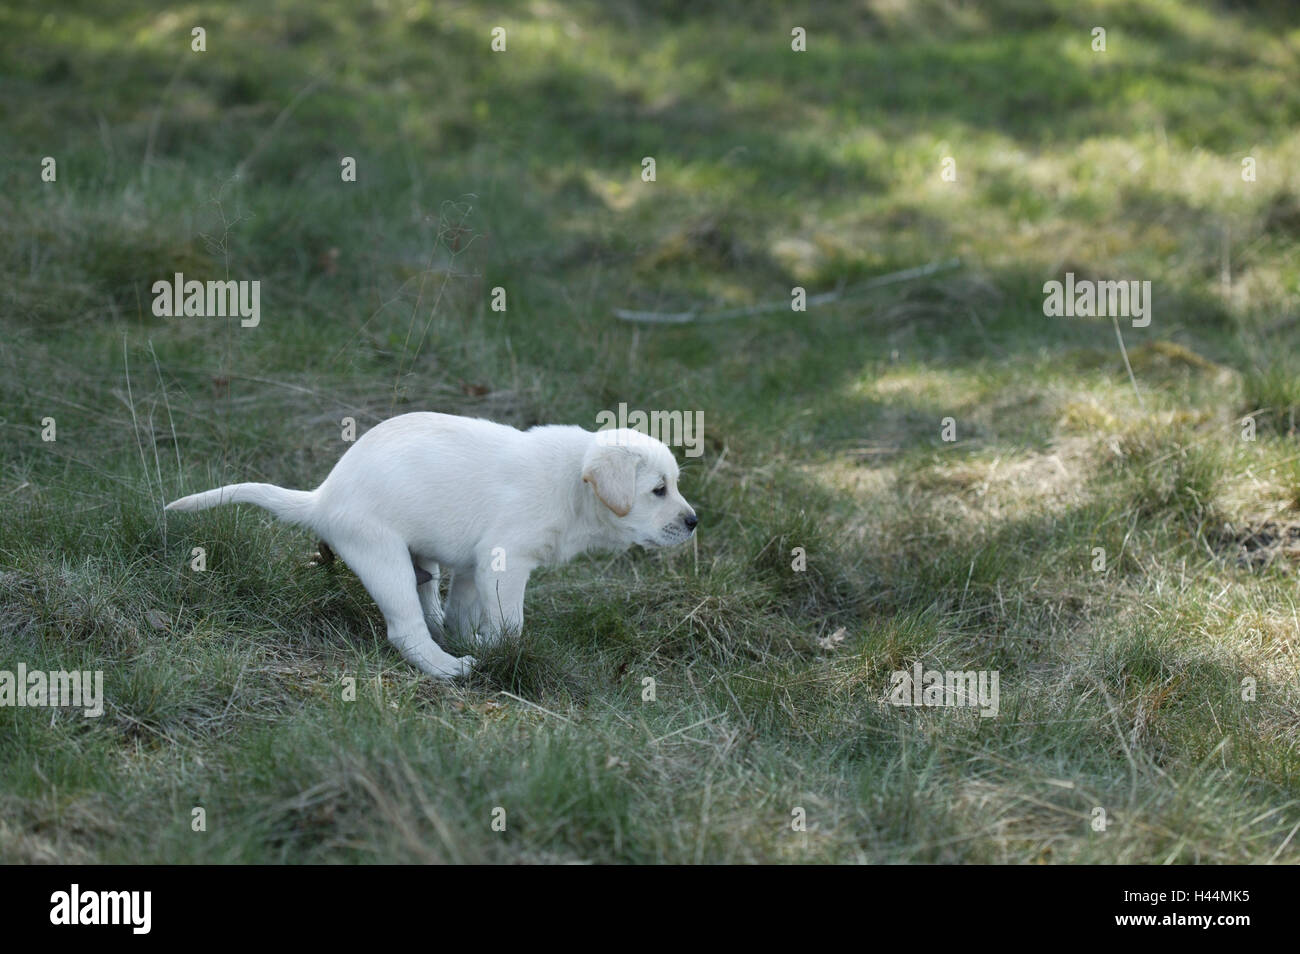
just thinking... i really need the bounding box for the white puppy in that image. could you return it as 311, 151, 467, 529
165, 413, 697, 679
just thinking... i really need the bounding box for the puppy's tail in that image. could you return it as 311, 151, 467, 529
165, 482, 318, 529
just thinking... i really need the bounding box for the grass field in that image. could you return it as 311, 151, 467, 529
2, 0, 1299, 863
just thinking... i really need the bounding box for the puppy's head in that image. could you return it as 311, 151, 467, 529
582, 428, 697, 548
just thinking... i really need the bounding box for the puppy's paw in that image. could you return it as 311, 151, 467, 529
426, 654, 476, 679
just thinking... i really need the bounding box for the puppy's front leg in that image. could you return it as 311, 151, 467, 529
473, 560, 533, 648
444, 571, 482, 640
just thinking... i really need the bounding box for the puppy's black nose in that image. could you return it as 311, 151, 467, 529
684, 513, 698, 531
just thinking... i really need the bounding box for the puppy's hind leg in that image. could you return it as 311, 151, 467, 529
414, 556, 445, 633
332, 532, 474, 679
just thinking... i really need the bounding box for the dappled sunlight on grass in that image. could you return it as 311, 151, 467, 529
2, 0, 1300, 863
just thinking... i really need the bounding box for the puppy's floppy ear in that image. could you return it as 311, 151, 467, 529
582, 443, 638, 517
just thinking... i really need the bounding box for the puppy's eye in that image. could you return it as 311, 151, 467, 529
653, 485, 667, 497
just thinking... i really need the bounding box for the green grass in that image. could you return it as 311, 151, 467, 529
2, 0, 1299, 863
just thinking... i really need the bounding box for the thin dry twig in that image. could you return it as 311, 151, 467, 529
613, 258, 963, 324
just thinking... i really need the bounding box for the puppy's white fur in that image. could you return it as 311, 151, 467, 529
165, 413, 697, 679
